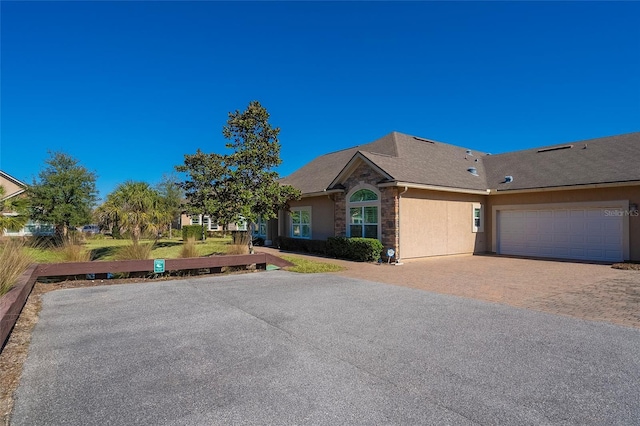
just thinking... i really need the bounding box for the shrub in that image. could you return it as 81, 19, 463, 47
180, 237, 198, 258
0, 238, 33, 296
230, 231, 250, 245
276, 237, 327, 255
115, 242, 154, 260
326, 237, 383, 262
59, 238, 91, 262
226, 243, 249, 255
182, 225, 205, 241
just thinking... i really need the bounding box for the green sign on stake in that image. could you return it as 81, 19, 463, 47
154, 259, 165, 273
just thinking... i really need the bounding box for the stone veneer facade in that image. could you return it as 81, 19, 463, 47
333, 161, 401, 260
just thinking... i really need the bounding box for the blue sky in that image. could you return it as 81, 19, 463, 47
1, 1, 638, 200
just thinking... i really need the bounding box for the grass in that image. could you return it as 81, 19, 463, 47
59, 238, 92, 262
0, 239, 33, 296
179, 237, 198, 258
281, 255, 344, 273
27, 236, 235, 263
115, 242, 154, 260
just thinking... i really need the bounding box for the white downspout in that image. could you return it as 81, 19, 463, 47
396, 186, 408, 264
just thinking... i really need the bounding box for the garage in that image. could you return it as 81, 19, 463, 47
497, 207, 624, 262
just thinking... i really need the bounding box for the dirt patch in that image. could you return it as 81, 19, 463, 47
612, 262, 640, 271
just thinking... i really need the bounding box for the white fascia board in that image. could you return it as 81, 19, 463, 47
488, 180, 640, 195
300, 189, 344, 198
378, 181, 491, 196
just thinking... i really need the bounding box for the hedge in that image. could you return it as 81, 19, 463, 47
276, 236, 383, 262
182, 225, 206, 241
276, 237, 327, 255
326, 237, 383, 262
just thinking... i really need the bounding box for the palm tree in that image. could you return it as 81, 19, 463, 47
0, 185, 30, 233
96, 181, 163, 244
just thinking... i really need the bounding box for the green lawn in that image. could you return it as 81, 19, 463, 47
281, 255, 344, 273
23, 237, 345, 275
27, 236, 234, 263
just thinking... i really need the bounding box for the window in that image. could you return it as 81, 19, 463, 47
291, 207, 311, 239
191, 215, 200, 225
473, 203, 484, 233
253, 216, 267, 237
347, 187, 380, 239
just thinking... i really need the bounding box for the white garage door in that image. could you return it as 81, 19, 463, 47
497, 208, 623, 262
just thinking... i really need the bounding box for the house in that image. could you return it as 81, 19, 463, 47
0, 170, 54, 237
179, 214, 249, 233
276, 131, 640, 262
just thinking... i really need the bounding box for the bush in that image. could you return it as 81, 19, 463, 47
276, 237, 327, 255
226, 243, 249, 255
0, 238, 32, 296
182, 225, 205, 241
180, 237, 198, 258
115, 242, 154, 260
326, 237, 383, 262
231, 231, 250, 245
59, 239, 91, 262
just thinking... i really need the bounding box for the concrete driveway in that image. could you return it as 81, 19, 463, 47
12, 271, 640, 425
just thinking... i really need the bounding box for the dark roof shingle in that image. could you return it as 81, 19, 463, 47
280, 131, 640, 195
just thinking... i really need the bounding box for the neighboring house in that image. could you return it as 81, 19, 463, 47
277, 131, 640, 262
179, 214, 249, 232
0, 170, 54, 237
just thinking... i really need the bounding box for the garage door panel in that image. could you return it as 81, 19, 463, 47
498, 207, 623, 262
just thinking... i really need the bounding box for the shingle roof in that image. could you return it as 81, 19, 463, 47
280, 131, 640, 195
483, 132, 640, 191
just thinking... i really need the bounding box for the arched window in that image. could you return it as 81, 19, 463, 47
347, 187, 380, 239
349, 189, 378, 202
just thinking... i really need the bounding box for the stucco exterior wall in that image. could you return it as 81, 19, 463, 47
399, 189, 487, 259
285, 196, 335, 240
487, 185, 640, 261
0, 174, 24, 199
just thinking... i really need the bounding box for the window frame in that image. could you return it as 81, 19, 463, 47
253, 215, 267, 237
346, 185, 381, 240
472, 203, 484, 233
290, 206, 312, 239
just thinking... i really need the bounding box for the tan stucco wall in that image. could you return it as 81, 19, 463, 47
487, 185, 640, 261
0, 174, 25, 199
399, 189, 488, 259
285, 196, 335, 240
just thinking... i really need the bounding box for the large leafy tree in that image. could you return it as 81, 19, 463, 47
28, 152, 98, 239
0, 185, 30, 232
176, 150, 236, 238
176, 101, 300, 242
222, 101, 300, 225
96, 181, 162, 244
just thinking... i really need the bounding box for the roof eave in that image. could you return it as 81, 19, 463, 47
379, 181, 491, 196
327, 152, 394, 189
0, 171, 27, 188
299, 189, 344, 198
488, 180, 640, 195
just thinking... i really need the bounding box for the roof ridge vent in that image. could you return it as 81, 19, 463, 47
412, 136, 435, 144
467, 167, 479, 176
537, 144, 573, 153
